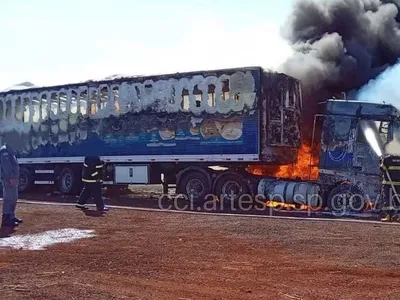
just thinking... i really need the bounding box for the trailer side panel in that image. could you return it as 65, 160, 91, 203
0, 67, 262, 162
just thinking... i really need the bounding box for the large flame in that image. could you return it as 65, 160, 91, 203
248, 141, 320, 181
247, 141, 320, 211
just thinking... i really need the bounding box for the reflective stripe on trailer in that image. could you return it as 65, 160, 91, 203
17, 154, 260, 164
34, 170, 54, 174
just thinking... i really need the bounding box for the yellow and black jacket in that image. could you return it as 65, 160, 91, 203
82, 156, 104, 183
380, 155, 400, 186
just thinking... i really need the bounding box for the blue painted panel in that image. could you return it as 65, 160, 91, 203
19, 112, 259, 158
320, 150, 354, 170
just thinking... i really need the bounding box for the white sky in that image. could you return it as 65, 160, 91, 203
0, 0, 295, 90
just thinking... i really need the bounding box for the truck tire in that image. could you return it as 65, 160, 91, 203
57, 166, 82, 195
214, 173, 250, 205
177, 171, 211, 203
326, 184, 365, 214
18, 167, 34, 193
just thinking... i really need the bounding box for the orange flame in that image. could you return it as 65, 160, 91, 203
248, 142, 320, 181
265, 200, 307, 210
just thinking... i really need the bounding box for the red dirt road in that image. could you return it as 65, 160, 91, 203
0, 202, 400, 299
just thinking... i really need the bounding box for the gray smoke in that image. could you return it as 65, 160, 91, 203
278, 0, 400, 124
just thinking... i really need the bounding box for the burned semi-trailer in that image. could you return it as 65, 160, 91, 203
0, 66, 303, 202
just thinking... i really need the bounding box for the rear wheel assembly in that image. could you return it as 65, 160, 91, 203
214, 173, 250, 205
177, 171, 211, 203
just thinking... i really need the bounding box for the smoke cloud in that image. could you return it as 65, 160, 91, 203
356, 60, 400, 105
278, 0, 400, 134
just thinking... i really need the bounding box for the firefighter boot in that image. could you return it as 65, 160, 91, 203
75, 203, 88, 210
1, 214, 18, 227
381, 213, 393, 222
97, 206, 109, 212
13, 217, 23, 224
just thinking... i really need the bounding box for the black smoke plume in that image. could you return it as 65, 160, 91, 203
278, 0, 400, 137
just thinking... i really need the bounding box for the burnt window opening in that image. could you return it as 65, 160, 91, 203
169, 87, 176, 105
23, 97, 30, 122
222, 80, 230, 101
280, 79, 295, 108
70, 91, 78, 114
14, 97, 22, 121
79, 90, 88, 115
5, 99, 13, 120
269, 90, 283, 121
288, 86, 295, 107
59, 92, 67, 113
193, 85, 202, 107
50, 93, 59, 116
269, 123, 282, 144
113, 87, 120, 113
143, 84, 152, 104
41, 94, 48, 120
32, 96, 40, 122
283, 89, 289, 107
90, 89, 98, 115
295, 82, 302, 109
280, 84, 286, 107
100, 87, 108, 109
234, 93, 240, 102
135, 86, 141, 103
208, 84, 216, 107
181, 88, 189, 110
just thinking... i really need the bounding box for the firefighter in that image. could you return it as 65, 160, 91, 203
75, 155, 109, 212
379, 155, 400, 222
0, 143, 23, 227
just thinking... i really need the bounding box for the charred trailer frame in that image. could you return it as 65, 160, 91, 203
0, 66, 302, 203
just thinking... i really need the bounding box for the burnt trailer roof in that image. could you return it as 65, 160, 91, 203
0, 66, 297, 96
325, 99, 400, 120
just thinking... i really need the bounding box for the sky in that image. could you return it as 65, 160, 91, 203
0, 0, 295, 90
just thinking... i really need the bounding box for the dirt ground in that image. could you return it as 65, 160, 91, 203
0, 202, 400, 300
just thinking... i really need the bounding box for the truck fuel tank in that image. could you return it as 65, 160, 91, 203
257, 178, 321, 207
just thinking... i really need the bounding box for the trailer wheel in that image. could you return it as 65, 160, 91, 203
177, 171, 211, 203
214, 173, 249, 205
57, 167, 82, 195
327, 184, 365, 214
18, 167, 33, 193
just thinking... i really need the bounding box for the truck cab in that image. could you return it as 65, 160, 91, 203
317, 99, 400, 211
